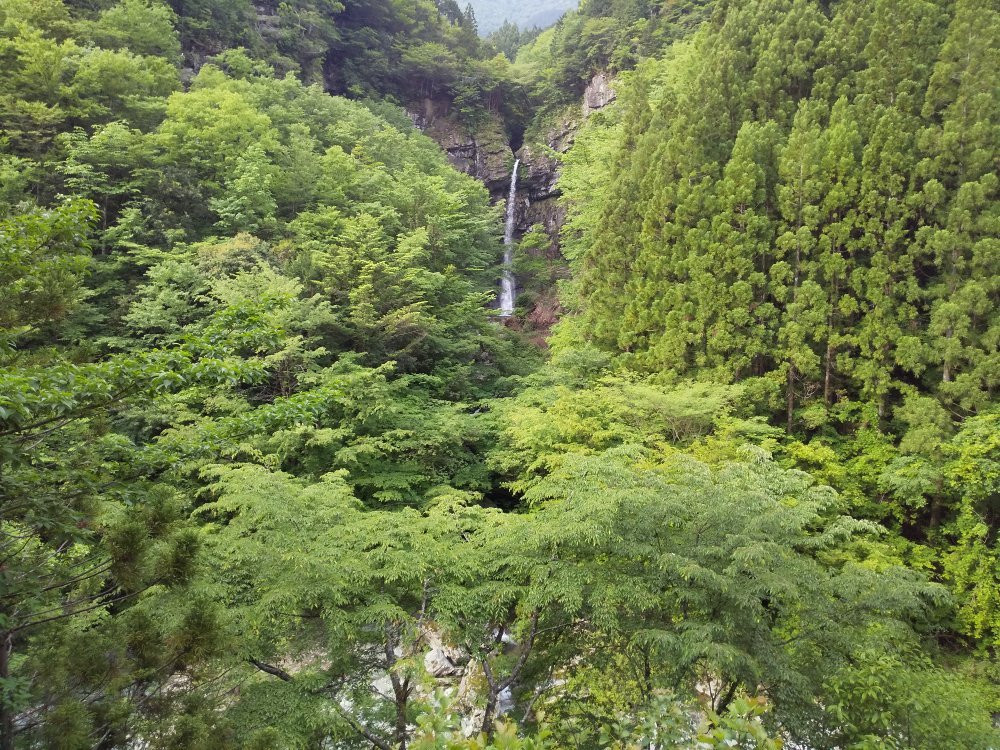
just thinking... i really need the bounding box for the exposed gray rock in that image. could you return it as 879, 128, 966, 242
515, 73, 617, 240
423, 629, 469, 678
513, 106, 579, 247
514, 106, 578, 203
582, 71, 617, 116
408, 74, 618, 333
407, 97, 513, 192
254, 2, 281, 37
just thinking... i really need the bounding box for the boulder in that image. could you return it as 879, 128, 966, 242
423, 627, 469, 679
425, 646, 463, 678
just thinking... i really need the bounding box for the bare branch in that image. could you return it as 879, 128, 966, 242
498, 608, 540, 692
332, 703, 393, 750
248, 658, 292, 682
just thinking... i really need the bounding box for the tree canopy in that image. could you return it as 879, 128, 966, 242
2, 0, 999, 747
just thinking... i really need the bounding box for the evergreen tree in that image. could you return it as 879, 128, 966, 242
813, 97, 862, 407
698, 120, 780, 379
774, 100, 830, 431
914, 0, 1000, 409
849, 106, 920, 420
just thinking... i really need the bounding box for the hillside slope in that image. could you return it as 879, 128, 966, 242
2, 0, 999, 748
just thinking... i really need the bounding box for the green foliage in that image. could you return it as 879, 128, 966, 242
511, 0, 712, 109
547, 0, 1000, 744
486, 20, 543, 61
3, 0, 999, 748
411, 692, 781, 748
564, 0, 999, 430
83, 0, 182, 60
488, 357, 739, 492
558, 0, 1000, 533
822, 651, 997, 750
0, 199, 96, 347
209, 143, 278, 236
0, 3, 526, 744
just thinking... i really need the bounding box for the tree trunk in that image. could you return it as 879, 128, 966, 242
824, 342, 834, 405
384, 627, 409, 750
825, 276, 837, 405
479, 610, 541, 741
943, 325, 953, 382
715, 680, 739, 714
481, 692, 498, 741
389, 671, 409, 750
786, 363, 796, 433
929, 476, 945, 531
1, 631, 12, 750
642, 648, 652, 702
394, 695, 408, 750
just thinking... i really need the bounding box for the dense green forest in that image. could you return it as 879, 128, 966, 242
509, 0, 711, 107
1, 0, 998, 748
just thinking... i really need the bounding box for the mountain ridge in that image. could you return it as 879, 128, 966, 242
467, 0, 577, 33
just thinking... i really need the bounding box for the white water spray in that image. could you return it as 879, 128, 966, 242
498, 159, 520, 317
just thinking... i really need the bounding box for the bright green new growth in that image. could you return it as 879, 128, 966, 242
1, 0, 998, 748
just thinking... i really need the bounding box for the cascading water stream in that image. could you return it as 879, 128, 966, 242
498, 159, 520, 317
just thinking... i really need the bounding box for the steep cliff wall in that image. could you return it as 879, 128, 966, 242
406, 97, 515, 193
506, 73, 616, 335
516, 72, 617, 244
408, 74, 616, 336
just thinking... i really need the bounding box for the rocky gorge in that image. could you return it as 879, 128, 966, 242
407, 73, 618, 332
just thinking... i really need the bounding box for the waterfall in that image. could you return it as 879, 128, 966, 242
498, 159, 520, 317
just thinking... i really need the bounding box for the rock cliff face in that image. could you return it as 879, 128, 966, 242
582, 71, 617, 115
409, 74, 617, 336
515, 72, 617, 244
514, 110, 575, 243
407, 72, 616, 216
508, 73, 617, 335
406, 97, 514, 193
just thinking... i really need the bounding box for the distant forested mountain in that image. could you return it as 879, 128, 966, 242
467, 0, 577, 33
